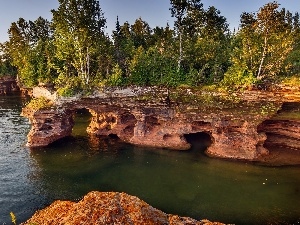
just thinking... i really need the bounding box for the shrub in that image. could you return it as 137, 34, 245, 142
106, 64, 124, 86
222, 63, 256, 89
25, 97, 53, 111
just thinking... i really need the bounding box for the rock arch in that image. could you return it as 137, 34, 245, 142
22, 86, 300, 161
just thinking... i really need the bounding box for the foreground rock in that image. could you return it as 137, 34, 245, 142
21, 86, 300, 161
22, 191, 224, 225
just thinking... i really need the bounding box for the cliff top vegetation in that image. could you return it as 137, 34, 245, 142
0, 0, 299, 96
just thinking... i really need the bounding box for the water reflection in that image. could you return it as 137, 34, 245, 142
28, 133, 300, 225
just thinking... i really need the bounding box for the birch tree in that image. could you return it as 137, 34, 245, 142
225, 1, 296, 86
169, 0, 190, 70
52, 0, 106, 87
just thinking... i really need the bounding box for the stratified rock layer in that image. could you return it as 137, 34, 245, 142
22, 191, 224, 225
258, 102, 300, 151
21, 86, 300, 161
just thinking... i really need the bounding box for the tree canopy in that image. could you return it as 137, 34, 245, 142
1, 0, 299, 93
224, 2, 300, 87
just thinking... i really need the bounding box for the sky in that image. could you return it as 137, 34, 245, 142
0, 0, 299, 43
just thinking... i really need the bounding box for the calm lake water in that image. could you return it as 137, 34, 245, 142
0, 93, 300, 224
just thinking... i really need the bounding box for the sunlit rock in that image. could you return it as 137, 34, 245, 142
22, 191, 224, 225
21, 86, 300, 161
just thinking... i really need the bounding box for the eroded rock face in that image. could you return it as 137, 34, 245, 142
21, 107, 74, 147
258, 102, 300, 151
207, 119, 269, 159
21, 86, 300, 160
22, 191, 224, 225
0, 76, 19, 95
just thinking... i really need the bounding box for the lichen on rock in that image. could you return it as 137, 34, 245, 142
22, 191, 225, 225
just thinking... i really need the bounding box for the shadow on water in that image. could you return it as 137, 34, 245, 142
255, 102, 300, 166
29, 134, 300, 225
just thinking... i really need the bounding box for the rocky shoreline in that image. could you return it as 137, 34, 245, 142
21, 85, 300, 163
22, 191, 225, 225
14, 85, 300, 223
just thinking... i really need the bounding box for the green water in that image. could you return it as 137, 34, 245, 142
28, 111, 300, 225
0, 96, 300, 224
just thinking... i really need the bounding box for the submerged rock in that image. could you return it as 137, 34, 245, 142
22, 191, 224, 225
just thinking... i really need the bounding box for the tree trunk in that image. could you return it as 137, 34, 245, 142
86, 47, 90, 85
178, 31, 182, 71
257, 35, 268, 80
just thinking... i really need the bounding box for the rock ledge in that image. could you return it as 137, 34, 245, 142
22, 191, 224, 225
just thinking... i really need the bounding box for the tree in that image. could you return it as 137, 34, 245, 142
185, 6, 230, 83
170, 0, 230, 84
128, 46, 179, 86
285, 12, 300, 76
6, 17, 53, 87
169, 0, 206, 71
169, 0, 190, 70
112, 16, 122, 65
130, 17, 152, 49
255, 2, 289, 79
225, 2, 296, 86
0, 43, 17, 77
112, 20, 135, 77
151, 24, 174, 49
52, 0, 107, 90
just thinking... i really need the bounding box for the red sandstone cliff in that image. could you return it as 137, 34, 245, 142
21, 86, 300, 162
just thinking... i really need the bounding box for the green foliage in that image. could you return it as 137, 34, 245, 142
0, 44, 17, 77
26, 97, 53, 110
281, 76, 300, 86
52, 0, 107, 86
227, 2, 298, 85
57, 87, 76, 97
56, 74, 83, 96
106, 64, 124, 86
222, 62, 256, 88
169, 0, 230, 76
2, 0, 300, 90
6, 17, 54, 87
127, 46, 184, 86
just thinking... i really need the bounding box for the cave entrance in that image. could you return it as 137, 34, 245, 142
184, 132, 213, 153
72, 108, 92, 136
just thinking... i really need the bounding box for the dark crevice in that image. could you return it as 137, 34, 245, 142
108, 133, 120, 139
258, 102, 300, 152
184, 132, 213, 152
